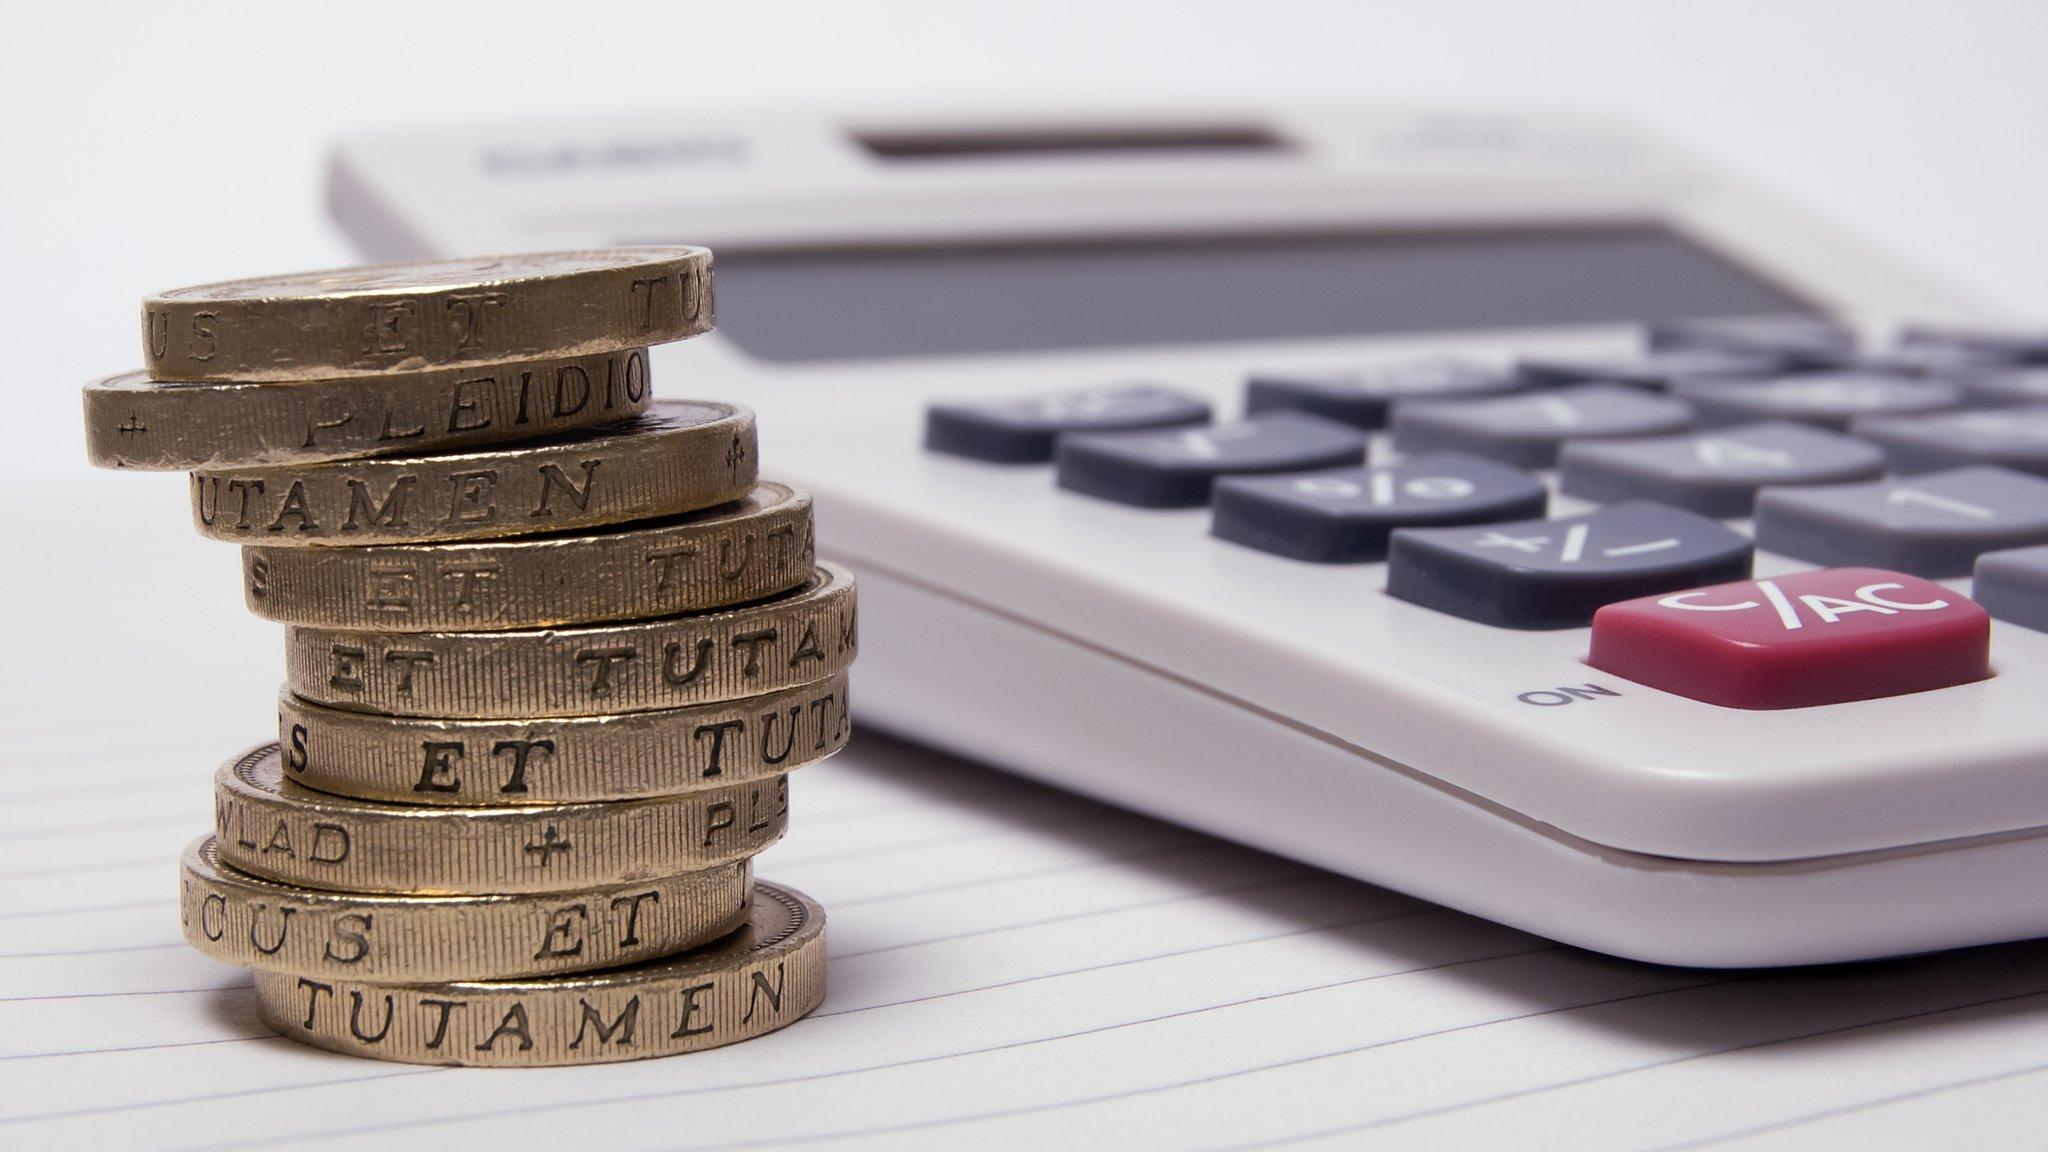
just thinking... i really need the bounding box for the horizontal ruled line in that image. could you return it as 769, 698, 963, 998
3, 813, 196, 843
169, 942, 1568, 1151
0, 1067, 443, 1128
0, 899, 163, 921
0, 1034, 268, 1065
1220, 975, 2048, 1147
826, 838, 1221, 908
814, 905, 1449, 1019
0, 941, 182, 959
0, 984, 243, 1005
1220, 985, 2048, 1150
832, 873, 1318, 960
0, 855, 172, 881
680, 975, 1748, 1151
1644, 990, 2048, 1152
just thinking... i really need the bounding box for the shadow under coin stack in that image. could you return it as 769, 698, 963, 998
82, 249, 851, 1066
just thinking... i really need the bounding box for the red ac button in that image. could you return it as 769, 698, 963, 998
1587, 567, 1991, 709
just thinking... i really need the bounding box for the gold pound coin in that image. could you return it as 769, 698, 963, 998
253, 881, 824, 1067
190, 399, 755, 546
243, 482, 813, 630
84, 349, 652, 470
142, 248, 712, 382
214, 743, 787, 894
286, 562, 857, 719
279, 673, 850, 805
179, 836, 752, 981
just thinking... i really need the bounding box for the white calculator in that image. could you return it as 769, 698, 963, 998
328, 106, 2048, 967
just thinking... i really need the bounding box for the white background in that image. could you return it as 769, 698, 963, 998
5, 0, 2047, 488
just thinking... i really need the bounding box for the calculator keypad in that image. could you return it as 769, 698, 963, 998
1852, 406, 2048, 477
1753, 465, 2048, 577
1243, 358, 1521, 430
1385, 500, 1754, 630
1055, 412, 1367, 508
1515, 347, 1786, 391
1388, 383, 1695, 468
1587, 567, 1991, 709
1558, 421, 1887, 517
1210, 452, 1547, 563
926, 383, 1212, 463
1676, 372, 1964, 431
922, 322, 2048, 702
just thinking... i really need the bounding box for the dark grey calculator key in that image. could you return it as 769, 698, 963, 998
1754, 465, 2048, 578
1388, 383, 1694, 469
1899, 323, 2048, 364
1515, 347, 1786, 391
1056, 412, 1367, 509
1386, 500, 1753, 630
1853, 407, 2048, 477
1674, 372, 1963, 431
1648, 315, 1858, 367
925, 383, 1211, 463
1856, 341, 2020, 379
1559, 421, 1886, 518
1955, 367, 2048, 408
1244, 358, 1520, 430
1211, 452, 1547, 563
1974, 545, 2048, 632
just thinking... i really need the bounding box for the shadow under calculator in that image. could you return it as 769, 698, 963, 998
848, 727, 2048, 1059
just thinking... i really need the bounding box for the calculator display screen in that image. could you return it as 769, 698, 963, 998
709, 226, 1818, 363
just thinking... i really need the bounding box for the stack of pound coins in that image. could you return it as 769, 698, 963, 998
83, 249, 849, 1066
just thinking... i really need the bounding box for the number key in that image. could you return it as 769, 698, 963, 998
1388, 383, 1694, 468
926, 383, 1212, 463
1974, 545, 2048, 633
1056, 412, 1367, 508
1648, 315, 1858, 366
1897, 323, 2048, 364
1559, 421, 1886, 517
1674, 372, 1962, 431
1954, 367, 2048, 408
1244, 358, 1521, 430
1516, 347, 1786, 391
1754, 465, 2048, 577
1852, 406, 2048, 477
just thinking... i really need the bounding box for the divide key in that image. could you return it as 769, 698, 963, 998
1386, 500, 1754, 629
1211, 452, 1547, 563
1056, 412, 1367, 508
1588, 568, 1991, 709
925, 383, 1212, 463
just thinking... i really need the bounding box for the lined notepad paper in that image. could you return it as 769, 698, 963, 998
7, 487, 2048, 1150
